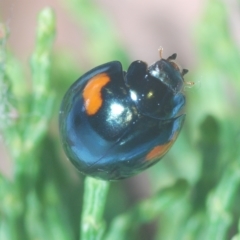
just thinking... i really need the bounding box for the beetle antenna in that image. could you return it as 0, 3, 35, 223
158, 47, 163, 59
184, 80, 194, 86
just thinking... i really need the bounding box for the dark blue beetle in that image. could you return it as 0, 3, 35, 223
59, 50, 188, 180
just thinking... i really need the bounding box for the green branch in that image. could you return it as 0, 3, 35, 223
80, 177, 110, 240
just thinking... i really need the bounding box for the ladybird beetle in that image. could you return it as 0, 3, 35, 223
59, 49, 188, 180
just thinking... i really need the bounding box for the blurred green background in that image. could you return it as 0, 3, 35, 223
0, 0, 240, 239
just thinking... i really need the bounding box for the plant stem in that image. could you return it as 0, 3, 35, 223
80, 177, 110, 240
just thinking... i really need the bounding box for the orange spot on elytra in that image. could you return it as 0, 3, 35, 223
83, 73, 110, 115
145, 134, 177, 161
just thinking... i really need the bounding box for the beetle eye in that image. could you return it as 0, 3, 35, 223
182, 69, 188, 76
167, 53, 177, 61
